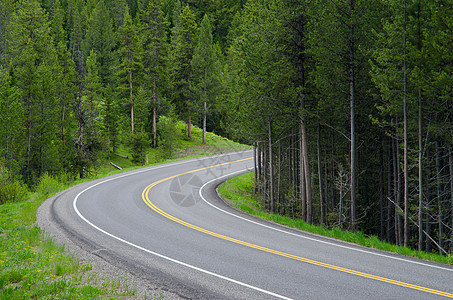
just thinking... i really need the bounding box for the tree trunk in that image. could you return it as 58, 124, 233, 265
435, 140, 443, 254
187, 109, 192, 138
387, 138, 393, 242
130, 70, 134, 135
318, 122, 325, 225
153, 77, 157, 148
349, 0, 357, 230
380, 141, 385, 240
393, 126, 402, 246
300, 117, 312, 223
277, 140, 281, 214
425, 148, 431, 252
254, 142, 259, 194
268, 117, 274, 213
257, 142, 262, 193
203, 101, 207, 144
402, 0, 409, 248
449, 148, 453, 254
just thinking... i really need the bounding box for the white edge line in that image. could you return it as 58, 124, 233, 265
199, 169, 453, 273
72, 153, 292, 300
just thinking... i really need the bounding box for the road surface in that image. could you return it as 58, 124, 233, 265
40, 151, 453, 299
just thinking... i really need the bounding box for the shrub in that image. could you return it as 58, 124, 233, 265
157, 115, 181, 159
0, 180, 29, 205
35, 173, 61, 197
0, 166, 29, 204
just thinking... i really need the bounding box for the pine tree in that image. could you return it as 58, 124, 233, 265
0, 66, 23, 176
0, 0, 15, 65
191, 14, 220, 144
8, 0, 61, 183
83, 0, 116, 86
172, 4, 197, 138
116, 7, 144, 135
138, 0, 170, 148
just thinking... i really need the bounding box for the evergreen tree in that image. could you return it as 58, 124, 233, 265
8, 0, 61, 183
0, 66, 23, 176
83, 0, 116, 86
138, 0, 170, 148
191, 14, 220, 144
67, 0, 86, 75
0, 0, 14, 65
171, 4, 197, 138
116, 7, 144, 135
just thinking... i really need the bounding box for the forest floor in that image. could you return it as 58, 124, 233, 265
218, 172, 453, 266
0, 125, 249, 299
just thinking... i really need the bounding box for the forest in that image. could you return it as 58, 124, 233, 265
0, 0, 452, 255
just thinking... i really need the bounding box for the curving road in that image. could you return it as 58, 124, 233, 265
40, 151, 453, 299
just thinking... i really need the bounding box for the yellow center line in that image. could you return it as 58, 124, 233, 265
142, 157, 453, 298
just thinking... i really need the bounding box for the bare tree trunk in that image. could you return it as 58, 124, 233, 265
339, 170, 344, 228
301, 120, 312, 223
5, 85, 9, 164
403, 0, 409, 248
418, 104, 423, 252
296, 11, 312, 224
277, 140, 281, 214
26, 91, 32, 181
449, 148, 453, 254
254, 142, 258, 193
264, 143, 267, 199
318, 122, 325, 225
425, 148, 431, 252
300, 135, 306, 221
130, 70, 134, 135
268, 117, 274, 213
380, 141, 385, 240
203, 101, 207, 144
393, 126, 402, 246
416, 1, 425, 253
153, 77, 157, 148
349, 0, 357, 230
61, 103, 66, 146
257, 142, 262, 192
187, 109, 192, 138
435, 141, 443, 254
387, 138, 393, 242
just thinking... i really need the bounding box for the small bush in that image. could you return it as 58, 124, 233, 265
0, 180, 29, 205
0, 165, 29, 204
35, 173, 61, 197
129, 132, 149, 165
158, 115, 181, 159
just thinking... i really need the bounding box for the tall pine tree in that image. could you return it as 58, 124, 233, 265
191, 14, 220, 144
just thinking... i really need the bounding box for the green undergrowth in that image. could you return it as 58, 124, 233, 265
0, 180, 139, 299
218, 172, 453, 266
98, 123, 249, 173
0, 127, 249, 299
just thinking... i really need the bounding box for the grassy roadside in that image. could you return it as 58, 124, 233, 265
0, 184, 137, 298
218, 171, 453, 266
0, 127, 250, 299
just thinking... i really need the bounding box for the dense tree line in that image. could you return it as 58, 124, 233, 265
0, 0, 452, 254
0, 0, 237, 185
223, 0, 453, 255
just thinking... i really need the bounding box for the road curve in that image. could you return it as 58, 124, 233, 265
39, 151, 453, 299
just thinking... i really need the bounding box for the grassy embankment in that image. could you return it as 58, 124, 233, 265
218, 171, 453, 266
0, 123, 249, 299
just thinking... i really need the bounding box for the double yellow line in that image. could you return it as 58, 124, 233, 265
142, 157, 453, 298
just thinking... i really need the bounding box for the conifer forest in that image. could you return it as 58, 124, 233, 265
0, 0, 452, 254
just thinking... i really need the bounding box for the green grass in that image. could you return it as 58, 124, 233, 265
0, 127, 250, 299
218, 171, 453, 266
0, 190, 138, 299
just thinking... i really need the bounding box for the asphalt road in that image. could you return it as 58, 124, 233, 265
40, 151, 453, 299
